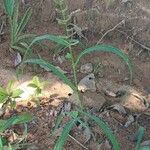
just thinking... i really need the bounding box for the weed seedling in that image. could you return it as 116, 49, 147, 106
3, 0, 34, 56
0, 80, 23, 112
23, 0, 133, 149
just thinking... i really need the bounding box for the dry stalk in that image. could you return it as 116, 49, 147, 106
97, 20, 125, 45
117, 29, 150, 53
69, 134, 88, 150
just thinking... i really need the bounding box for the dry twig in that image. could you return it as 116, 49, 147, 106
117, 29, 150, 53
69, 134, 88, 150
97, 20, 125, 44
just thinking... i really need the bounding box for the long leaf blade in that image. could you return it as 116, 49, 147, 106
28, 34, 70, 48
54, 118, 78, 150
15, 8, 32, 36
75, 45, 133, 83
24, 59, 76, 91
0, 113, 32, 132
3, 0, 15, 17
15, 34, 35, 43
11, 0, 19, 43
135, 126, 145, 150
80, 111, 120, 150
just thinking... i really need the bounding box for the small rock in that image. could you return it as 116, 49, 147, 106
141, 140, 150, 146
14, 52, 22, 67
80, 63, 93, 74
78, 73, 96, 92
124, 115, 134, 127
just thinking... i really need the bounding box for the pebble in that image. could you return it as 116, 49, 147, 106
78, 73, 96, 92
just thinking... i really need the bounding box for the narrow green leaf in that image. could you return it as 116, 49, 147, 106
66, 111, 79, 118
15, 8, 32, 36
135, 126, 145, 150
0, 136, 3, 150
51, 114, 64, 134
24, 59, 76, 91
54, 118, 78, 150
15, 34, 35, 43
11, 45, 27, 54
11, 0, 19, 42
0, 113, 32, 132
75, 45, 133, 83
28, 34, 70, 49
3, 0, 15, 17
80, 111, 120, 150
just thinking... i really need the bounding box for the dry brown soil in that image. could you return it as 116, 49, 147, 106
0, 0, 150, 150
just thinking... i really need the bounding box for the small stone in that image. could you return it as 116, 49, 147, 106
124, 115, 134, 127
78, 73, 96, 92
80, 63, 93, 74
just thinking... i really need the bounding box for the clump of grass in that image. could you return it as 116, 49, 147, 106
3, 0, 34, 55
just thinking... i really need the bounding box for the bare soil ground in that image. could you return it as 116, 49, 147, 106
0, 0, 150, 150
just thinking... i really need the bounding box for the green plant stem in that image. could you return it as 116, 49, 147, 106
68, 46, 82, 109
8, 17, 13, 47
58, 0, 83, 109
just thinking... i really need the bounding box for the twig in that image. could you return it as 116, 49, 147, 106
97, 20, 125, 45
69, 134, 88, 150
117, 29, 150, 52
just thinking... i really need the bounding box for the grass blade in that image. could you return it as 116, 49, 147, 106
54, 118, 78, 150
135, 126, 145, 150
3, 0, 15, 17
0, 136, 3, 149
15, 8, 32, 36
0, 113, 32, 132
24, 59, 76, 91
80, 111, 120, 150
28, 34, 70, 49
75, 44, 133, 83
51, 114, 64, 134
11, 0, 19, 43
11, 44, 28, 54
15, 34, 35, 43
